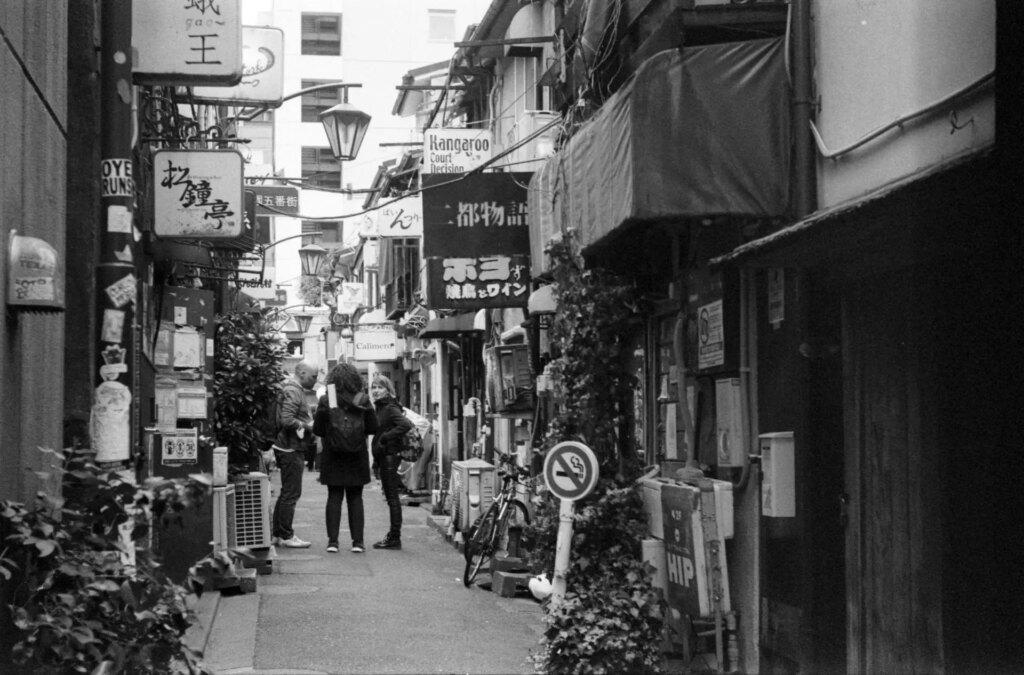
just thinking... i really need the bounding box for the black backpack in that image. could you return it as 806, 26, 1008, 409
257, 389, 284, 451
325, 401, 367, 454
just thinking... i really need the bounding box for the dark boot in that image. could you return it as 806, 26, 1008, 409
373, 533, 401, 550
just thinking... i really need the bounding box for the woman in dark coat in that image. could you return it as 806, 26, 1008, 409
313, 362, 378, 553
369, 374, 413, 550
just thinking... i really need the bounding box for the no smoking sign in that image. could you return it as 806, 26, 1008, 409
543, 441, 599, 502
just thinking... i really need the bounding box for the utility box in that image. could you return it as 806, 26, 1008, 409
234, 473, 272, 549
451, 459, 496, 532
760, 431, 795, 517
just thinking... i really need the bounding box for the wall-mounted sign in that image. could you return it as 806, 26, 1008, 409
191, 26, 284, 105
153, 150, 244, 240
422, 173, 531, 258
377, 194, 423, 237
133, 0, 243, 86
6, 231, 64, 312
246, 185, 300, 217
698, 300, 725, 370
423, 128, 493, 174
353, 323, 400, 362
425, 255, 530, 310
336, 283, 365, 316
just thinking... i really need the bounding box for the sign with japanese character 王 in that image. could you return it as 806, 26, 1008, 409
425, 255, 530, 310
133, 0, 243, 86
153, 150, 244, 240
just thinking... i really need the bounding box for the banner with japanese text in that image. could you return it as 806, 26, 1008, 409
422, 173, 532, 258
425, 255, 530, 310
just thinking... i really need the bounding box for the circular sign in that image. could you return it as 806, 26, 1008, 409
543, 441, 599, 502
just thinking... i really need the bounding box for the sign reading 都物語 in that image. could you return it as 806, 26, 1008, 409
153, 150, 244, 240
422, 173, 531, 258
132, 0, 242, 86
423, 128, 493, 174
353, 323, 400, 362
192, 26, 284, 105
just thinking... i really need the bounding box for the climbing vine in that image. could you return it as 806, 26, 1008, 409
529, 231, 664, 674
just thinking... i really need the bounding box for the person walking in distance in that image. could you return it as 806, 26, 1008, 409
370, 375, 413, 550
272, 360, 318, 548
313, 362, 378, 553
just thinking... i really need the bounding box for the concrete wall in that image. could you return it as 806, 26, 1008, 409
814, 0, 995, 207
0, 2, 68, 502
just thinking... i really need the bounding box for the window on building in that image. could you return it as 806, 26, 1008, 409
301, 146, 341, 189
428, 10, 456, 43
301, 13, 342, 56
301, 80, 342, 123
302, 220, 343, 246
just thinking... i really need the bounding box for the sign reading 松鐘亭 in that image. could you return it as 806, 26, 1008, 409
153, 150, 245, 240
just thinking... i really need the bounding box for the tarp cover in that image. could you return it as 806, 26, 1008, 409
529, 37, 790, 271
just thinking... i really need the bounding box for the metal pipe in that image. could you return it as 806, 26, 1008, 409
791, 0, 817, 218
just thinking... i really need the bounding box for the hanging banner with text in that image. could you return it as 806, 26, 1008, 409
425, 254, 530, 310
153, 149, 245, 240
132, 0, 243, 86
422, 128, 493, 174
376, 194, 423, 237
422, 173, 532, 258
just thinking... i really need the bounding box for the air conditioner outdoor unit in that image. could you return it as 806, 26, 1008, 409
450, 459, 496, 532
233, 472, 273, 549
212, 484, 237, 551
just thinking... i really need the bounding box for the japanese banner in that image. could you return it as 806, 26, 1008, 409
425, 255, 530, 310
422, 173, 531, 258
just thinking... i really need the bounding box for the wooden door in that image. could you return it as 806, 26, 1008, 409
842, 273, 943, 674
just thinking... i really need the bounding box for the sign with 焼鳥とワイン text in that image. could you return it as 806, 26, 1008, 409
132, 0, 242, 86
153, 150, 245, 240
425, 255, 530, 310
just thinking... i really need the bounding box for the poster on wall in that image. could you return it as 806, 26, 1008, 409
697, 300, 724, 370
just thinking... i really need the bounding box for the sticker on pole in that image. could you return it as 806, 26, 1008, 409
543, 441, 599, 502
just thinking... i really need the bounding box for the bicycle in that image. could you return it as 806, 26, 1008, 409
463, 453, 532, 587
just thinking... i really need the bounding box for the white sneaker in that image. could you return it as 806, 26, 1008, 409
280, 536, 311, 548
326, 543, 339, 553
351, 543, 365, 553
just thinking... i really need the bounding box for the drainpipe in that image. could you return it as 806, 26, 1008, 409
93, 0, 137, 468
791, 0, 817, 218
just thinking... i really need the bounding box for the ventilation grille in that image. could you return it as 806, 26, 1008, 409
234, 473, 272, 548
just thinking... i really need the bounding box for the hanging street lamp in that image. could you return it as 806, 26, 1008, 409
319, 100, 372, 161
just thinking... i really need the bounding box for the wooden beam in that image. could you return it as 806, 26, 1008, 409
454, 35, 555, 48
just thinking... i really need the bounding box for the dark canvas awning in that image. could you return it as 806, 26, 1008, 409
529, 37, 789, 272
418, 312, 483, 339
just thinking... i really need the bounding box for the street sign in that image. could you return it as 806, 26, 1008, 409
543, 441, 599, 502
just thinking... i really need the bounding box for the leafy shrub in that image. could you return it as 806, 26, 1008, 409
0, 447, 213, 674
212, 309, 287, 463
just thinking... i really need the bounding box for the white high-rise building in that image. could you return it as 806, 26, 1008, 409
239, 0, 491, 307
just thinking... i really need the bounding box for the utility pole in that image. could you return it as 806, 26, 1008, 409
93, 0, 136, 468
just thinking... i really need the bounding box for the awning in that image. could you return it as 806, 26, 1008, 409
418, 312, 484, 339
529, 37, 789, 271
710, 145, 995, 270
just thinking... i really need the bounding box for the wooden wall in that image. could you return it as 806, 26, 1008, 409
0, 2, 68, 502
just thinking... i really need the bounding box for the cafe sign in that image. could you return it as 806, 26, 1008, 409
153, 150, 244, 240
353, 323, 400, 362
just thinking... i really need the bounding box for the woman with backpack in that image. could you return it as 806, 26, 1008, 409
313, 362, 378, 554
369, 374, 413, 550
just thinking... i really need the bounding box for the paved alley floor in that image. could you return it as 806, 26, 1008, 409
201, 466, 545, 675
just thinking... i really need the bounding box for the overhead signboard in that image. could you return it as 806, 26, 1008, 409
153, 150, 245, 240
353, 323, 400, 362
422, 173, 532, 258
191, 26, 284, 105
425, 255, 530, 310
377, 195, 423, 237
133, 0, 243, 86
423, 128, 493, 174
245, 185, 300, 217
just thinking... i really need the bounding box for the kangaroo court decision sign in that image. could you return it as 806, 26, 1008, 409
153, 150, 245, 240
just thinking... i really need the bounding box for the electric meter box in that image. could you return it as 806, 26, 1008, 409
451, 459, 496, 532
760, 431, 795, 517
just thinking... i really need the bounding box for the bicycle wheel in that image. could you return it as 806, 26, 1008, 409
463, 505, 500, 587
496, 500, 531, 555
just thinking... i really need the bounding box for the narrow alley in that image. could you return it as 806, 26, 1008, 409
196, 469, 544, 674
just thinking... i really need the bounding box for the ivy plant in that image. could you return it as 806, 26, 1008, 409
212, 309, 287, 463
0, 446, 214, 674
528, 230, 665, 674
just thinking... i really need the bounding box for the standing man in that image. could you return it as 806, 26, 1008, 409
272, 360, 318, 548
